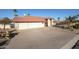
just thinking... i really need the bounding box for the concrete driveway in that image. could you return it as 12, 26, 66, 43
6, 27, 77, 49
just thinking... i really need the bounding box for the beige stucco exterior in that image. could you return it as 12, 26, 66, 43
47, 19, 56, 27
14, 19, 56, 30
14, 22, 45, 30
13, 17, 56, 30
0, 24, 11, 29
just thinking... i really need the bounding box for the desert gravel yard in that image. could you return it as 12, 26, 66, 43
6, 27, 77, 49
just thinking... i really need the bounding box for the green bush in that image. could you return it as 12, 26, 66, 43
73, 24, 79, 29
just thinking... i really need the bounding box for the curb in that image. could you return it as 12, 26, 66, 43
61, 35, 79, 49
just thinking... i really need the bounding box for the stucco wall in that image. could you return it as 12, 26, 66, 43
14, 22, 45, 30
48, 19, 51, 26
48, 19, 56, 26
52, 20, 56, 25
0, 24, 11, 29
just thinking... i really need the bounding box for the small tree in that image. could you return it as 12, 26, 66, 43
13, 9, 18, 16
65, 16, 77, 26
1, 17, 11, 30
27, 13, 30, 16
57, 17, 60, 21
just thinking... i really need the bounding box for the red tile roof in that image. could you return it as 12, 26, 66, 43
13, 16, 46, 23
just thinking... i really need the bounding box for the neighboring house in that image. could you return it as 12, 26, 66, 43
13, 16, 55, 30
0, 24, 11, 29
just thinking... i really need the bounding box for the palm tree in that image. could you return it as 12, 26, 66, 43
1, 17, 11, 30
27, 13, 30, 16
66, 16, 77, 23
76, 14, 79, 17
13, 9, 18, 16
65, 15, 79, 28
57, 17, 60, 21
75, 14, 79, 23
65, 16, 72, 27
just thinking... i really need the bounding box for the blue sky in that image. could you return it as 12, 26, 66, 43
0, 9, 79, 20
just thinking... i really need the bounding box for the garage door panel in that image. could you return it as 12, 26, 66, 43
17, 23, 44, 30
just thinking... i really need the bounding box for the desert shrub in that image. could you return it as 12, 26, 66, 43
73, 24, 79, 29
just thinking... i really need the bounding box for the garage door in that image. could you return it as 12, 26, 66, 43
18, 23, 44, 30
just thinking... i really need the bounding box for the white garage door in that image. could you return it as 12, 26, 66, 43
15, 23, 44, 30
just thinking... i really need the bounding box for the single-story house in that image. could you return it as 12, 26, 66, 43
0, 24, 11, 29
13, 16, 55, 30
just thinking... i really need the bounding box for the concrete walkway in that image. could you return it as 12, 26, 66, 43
61, 35, 79, 49
6, 27, 77, 49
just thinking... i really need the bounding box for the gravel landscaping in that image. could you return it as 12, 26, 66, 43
0, 29, 18, 49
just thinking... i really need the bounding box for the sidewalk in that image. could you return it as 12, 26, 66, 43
61, 35, 79, 49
